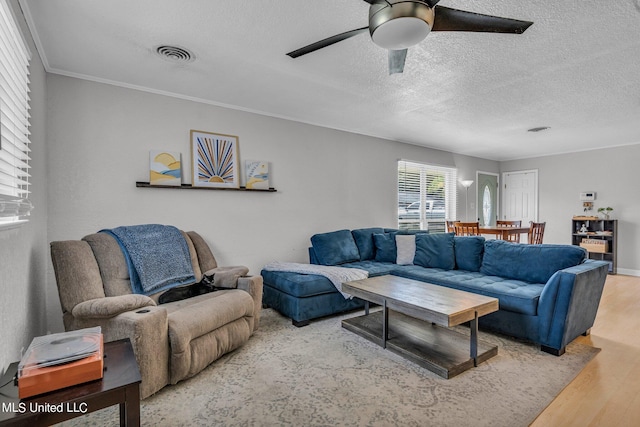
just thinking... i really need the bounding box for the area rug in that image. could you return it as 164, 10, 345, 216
60, 308, 599, 427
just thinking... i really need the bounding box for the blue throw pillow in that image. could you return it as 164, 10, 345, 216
373, 233, 397, 263
414, 233, 456, 270
310, 229, 361, 266
352, 228, 385, 261
480, 240, 588, 283
454, 236, 485, 272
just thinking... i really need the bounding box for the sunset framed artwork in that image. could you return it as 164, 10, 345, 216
190, 130, 239, 188
149, 150, 182, 186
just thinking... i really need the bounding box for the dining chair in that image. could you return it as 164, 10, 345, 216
454, 221, 480, 236
445, 220, 458, 233
528, 221, 546, 244
497, 220, 522, 242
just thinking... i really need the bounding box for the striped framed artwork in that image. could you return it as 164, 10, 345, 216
190, 130, 239, 188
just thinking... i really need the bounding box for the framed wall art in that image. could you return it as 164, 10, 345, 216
190, 130, 239, 188
149, 150, 182, 186
245, 160, 270, 190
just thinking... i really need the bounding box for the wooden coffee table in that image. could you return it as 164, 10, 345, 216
0, 338, 141, 426
342, 275, 499, 378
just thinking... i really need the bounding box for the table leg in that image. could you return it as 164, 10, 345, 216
120, 384, 141, 427
470, 311, 478, 366
364, 301, 370, 316
382, 300, 388, 349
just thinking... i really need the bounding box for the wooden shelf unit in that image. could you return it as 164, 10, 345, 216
136, 181, 276, 192
571, 218, 617, 274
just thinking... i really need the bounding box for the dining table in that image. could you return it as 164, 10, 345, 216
478, 225, 531, 242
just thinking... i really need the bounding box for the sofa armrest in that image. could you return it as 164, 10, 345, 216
537, 260, 608, 351
203, 266, 249, 288
238, 275, 263, 331
109, 307, 170, 399
71, 295, 156, 319
67, 305, 169, 399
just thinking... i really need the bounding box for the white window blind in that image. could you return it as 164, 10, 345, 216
398, 160, 457, 232
0, 0, 32, 225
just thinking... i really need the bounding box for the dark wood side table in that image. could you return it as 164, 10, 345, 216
0, 338, 141, 426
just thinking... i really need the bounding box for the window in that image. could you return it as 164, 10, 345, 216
482, 184, 492, 226
0, 0, 32, 227
398, 160, 457, 233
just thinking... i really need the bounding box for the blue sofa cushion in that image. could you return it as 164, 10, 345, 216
373, 233, 397, 263
391, 266, 543, 315
341, 260, 396, 277
454, 236, 485, 272
351, 228, 385, 261
480, 240, 587, 284
413, 233, 455, 270
310, 229, 361, 266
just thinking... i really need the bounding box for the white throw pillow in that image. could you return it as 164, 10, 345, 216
395, 234, 416, 265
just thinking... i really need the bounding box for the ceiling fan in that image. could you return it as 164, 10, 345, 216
286, 0, 533, 74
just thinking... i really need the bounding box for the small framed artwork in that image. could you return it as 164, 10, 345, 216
245, 160, 270, 190
149, 150, 182, 186
190, 130, 239, 188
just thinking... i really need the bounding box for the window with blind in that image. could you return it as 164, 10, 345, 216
398, 160, 457, 233
0, 0, 32, 227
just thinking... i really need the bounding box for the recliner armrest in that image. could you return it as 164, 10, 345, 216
71, 294, 156, 319
202, 266, 249, 288
105, 307, 170, 399
237, 275, 263, 331
66, 303, 170, 398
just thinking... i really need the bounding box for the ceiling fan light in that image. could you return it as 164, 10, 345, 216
372, 17, 431, 50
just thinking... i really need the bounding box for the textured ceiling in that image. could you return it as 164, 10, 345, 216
20, 0, 640, 160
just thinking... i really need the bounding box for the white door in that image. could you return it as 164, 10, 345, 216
502, 170, 538, 225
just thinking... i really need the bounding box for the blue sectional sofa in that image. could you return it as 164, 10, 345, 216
261, 227, 609, 355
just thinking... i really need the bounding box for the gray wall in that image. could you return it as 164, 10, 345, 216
0, 0, 48, 374
501, 144, 640, 275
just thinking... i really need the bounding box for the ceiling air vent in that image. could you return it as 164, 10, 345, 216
155, 45, 194, 63
527, 127, 550, 133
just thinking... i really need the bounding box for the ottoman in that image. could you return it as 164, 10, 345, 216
260, 270, 365, 326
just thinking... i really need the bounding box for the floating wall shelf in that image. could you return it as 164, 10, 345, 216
135, 182, 277, 192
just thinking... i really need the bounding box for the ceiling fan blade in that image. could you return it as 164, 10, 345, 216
432, 6, 533, 34
287, 27, 369, 58
389, 49, 407, 75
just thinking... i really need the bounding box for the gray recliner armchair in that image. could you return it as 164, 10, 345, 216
50, 230, 263, 399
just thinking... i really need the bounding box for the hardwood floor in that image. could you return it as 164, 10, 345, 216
531, 274, 640, 426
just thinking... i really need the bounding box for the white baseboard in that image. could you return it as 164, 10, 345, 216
615, 268, 640, 277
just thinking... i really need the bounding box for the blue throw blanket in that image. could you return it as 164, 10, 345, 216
101, 224, 196, 295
